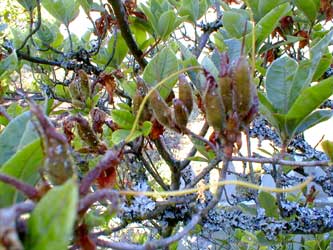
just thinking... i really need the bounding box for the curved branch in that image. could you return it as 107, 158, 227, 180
17, 0, 42, 51
108, 0, 147, 69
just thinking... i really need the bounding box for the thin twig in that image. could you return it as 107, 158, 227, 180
0, 174, 39, 200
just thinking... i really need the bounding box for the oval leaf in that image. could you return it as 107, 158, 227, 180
143, 47, 179, 99
41, 0, 80, 26
25, 179, 78, 250
0, 139, 43, 207
0, 112, 39, 165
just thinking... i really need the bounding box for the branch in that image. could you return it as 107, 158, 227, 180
108, 0, 147, 69
78, 189, 119, 215
231, 155, 332, 167
0, 105, 12, 121
17, 0, 41, 51
205, 201, 333, 237
0, 173, 39, 200
79, 147, 123, 196
15, 50, 102, 75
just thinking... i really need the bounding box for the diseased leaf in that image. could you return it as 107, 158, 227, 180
0, 139, 43, 207
258, 191, 279, 219
25, 179, 78, 250
143, 47, 179, 99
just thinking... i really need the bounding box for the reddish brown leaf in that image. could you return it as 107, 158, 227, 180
75, 224, 96, 250
90, 108, 107, 135
97, 73, 116, 105
63, 118, 76, 144
96, 166, 117, 189
295, 30, 309, 49
149, 119, 164, 140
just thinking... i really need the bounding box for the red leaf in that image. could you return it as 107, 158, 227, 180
149, 119, 164, 140
96, 166, 117, 189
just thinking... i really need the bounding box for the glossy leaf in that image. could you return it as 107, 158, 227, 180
111, 109, 135, 130
25, 179, 78, 250
143, 47, 179, 99
41, 0, 80, 26
0, 139, 43, 207
258, 191, 279, 219
0, 112, 39, 165
294, 0, 320, 22
265, 56, 298, 113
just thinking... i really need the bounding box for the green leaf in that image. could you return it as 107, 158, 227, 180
112, 129, 142, 145
258, 191, 279, 219
295, 110, 332, 135
41, 0, 80, 26
222, 9, 250, 38
0, 51, 18, 80
107, 32, 128, 67
286, 77, 333, 120
37, 22, 55, 45
141, 121, 152, 136
25, 179, 78, 250
322, 140, 333, 162
238, 203, 257, 216
143, 47, 179, 99
312, 52, 332, 81
247, 0, 288, 21
0, 139, 43, 207
288, 30, 333, 106
111, 109, 135, 130
294, 0, 320, 22
246, 3, 291, 50
78, 0, 92, 13
179, 0, 208, 23
17, 0, 37, 11
265, 56, 298, 113
157, 10, 177, 39
186, 156, 209, 162
0, 112, 39, 165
